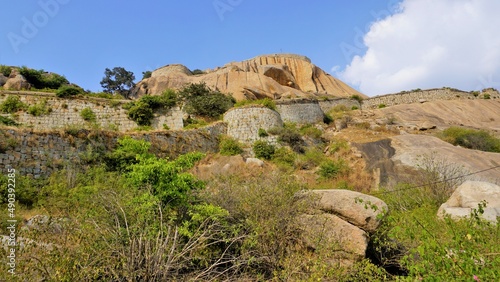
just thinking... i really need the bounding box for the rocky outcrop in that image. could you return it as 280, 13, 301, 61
131, 54, 365, 101
0, 74, 7, 87
297, 189, 387, 261
438, 181, 500, 223
3, 71, 30, 90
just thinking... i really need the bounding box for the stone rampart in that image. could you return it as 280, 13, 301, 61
224, 106, 283, 143
275, 99, 325, 124
0, 91, 184, 131
361, 88, 500, 109
0, 123, 226, 178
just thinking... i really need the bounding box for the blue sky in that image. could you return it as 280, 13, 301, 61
2, 0, 499, 96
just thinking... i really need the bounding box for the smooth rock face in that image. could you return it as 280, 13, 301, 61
131, 54, 365, 100
0, 74, 7, 86
438, 181, 500, 223
307, 189, 387, 232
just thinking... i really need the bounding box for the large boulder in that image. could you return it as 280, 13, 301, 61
438, 181, 500, 223
3, 74, 30, 90
296, 189, 388, 262
309, 189, 388, 232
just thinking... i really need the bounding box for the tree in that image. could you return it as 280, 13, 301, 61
100, 67, 135, 96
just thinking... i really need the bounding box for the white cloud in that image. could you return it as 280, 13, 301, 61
338, 0, 500, 96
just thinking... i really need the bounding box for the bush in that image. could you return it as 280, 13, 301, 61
27, 99, 51, 116
350, 94, 363, 102
272, 147, 296, 168
0, 65, 12, 77
127, 101, 154, 126
180, 83, 234, 117
19, 66, 69, 89
191, 69, 205, 75
378, 104, 386, 108
0, 95, 26, 113
323, 113, 334, 124
80, 107, 96, 122
318, 158, 348, 179
234, 98, 276, 110
258, 128, 269, 137
440, 126, 500, 153
219, 135, 244, 156
0, 116, 18, 126
483, 93, 491, 99
253, 140, 275, 160
300, 124, 322, 139
56, 85, 83, 98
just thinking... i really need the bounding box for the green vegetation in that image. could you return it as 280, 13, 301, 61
258, 128, 269, 137
350, 94, 363, 102
299, 124, 322, 139
253, 140, 275, 160
268, 123, 304, 153
0, 115, 18, 126
126, 90, 177, 126
80, 107, 97, 122
100, 66, 135, 96
27, 99, 51, 116
179, 82, 235, 118
0, 65, 12, 77
0, 95, 26, 113
483, 93, 491, 99
142, 70, 152, 79
378, 103, 386, 108
19, 66, 69, 89
219, 135, 244, 156
234, 98, 277, 110
439, 126, 500, 153
56, 85, 83, 98
191, 69, 205, 75
318, 158, 348, 179
183, 117, 209, 129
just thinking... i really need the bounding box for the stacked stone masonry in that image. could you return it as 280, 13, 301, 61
224, 106, 283, 143
0, 91, 184, 131
0, 123, 226, 178
276, 100, 325, 124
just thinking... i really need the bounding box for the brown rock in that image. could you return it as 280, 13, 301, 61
307, 189, 388, 232
298, 213, 368, 259
4, 74, 30, 90
0, 74, 7, 87
130, 54, 365, 101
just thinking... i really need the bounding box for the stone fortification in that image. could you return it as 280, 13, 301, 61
361, 88, 500, 109
275, 99, 325, 124
0, 91, 184, 131
223, 106, 283, 143
0, 123, 225, 178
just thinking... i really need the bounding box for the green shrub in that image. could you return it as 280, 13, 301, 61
126, 90, 178, 126
323, 113, 334, 124
272, 147, 296, 168
234, 98, 276, 110
351, 105, 359, 110
56, 85, 83, 98
378, 104, 386, 108
19, 66, 69, 89
0, 115, 18, 126
219, 135, 244, 156
483, 93, 491, 99
350, 94, 363, 102
253, 140, 275, 160
318, 158, 348, 179
183, 117, 208, 129
191, 69, 205, 75
180, 82, 234, 117
300, 124, 322, 139
0, 65, 12, 77
127, 101, 154, 126
0, 95, 26, 113
440, 126, 500, 152
296, 147, 328, 169
258, 128, 269, 137
27, 99, 51, 116
80, 107, 96, 122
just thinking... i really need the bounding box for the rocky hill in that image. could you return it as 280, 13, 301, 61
131, 54, 365, 100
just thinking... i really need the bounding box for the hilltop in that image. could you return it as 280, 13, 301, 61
131, 54, 365, 100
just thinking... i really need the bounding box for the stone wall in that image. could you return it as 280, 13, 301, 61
318, 98, 361, 113
0, 91, 184, 131
224, 106, 283, 143
361, 88, 500, 109
0, 123, 226, 178
275, 99, 325, 124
